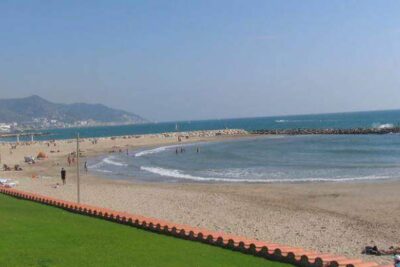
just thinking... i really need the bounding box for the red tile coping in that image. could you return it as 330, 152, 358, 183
0, 187, 385, 267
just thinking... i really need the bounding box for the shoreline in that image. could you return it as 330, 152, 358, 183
1, 130, 398, 264
89, 134, 400, 185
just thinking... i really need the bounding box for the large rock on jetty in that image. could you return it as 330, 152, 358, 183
252, 127, 400, 135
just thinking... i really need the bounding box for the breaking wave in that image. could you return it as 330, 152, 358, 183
89, 135, 400, 184
135, 143, 200, 157
140, 166, 393, 183
88, 156, 128, 173
102, 156, 128, 167
93, 169, 113, 173
372, 123, 394, 129
134, 145, 179, 157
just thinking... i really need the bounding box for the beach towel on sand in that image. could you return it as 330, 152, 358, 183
0, 178, 18, 188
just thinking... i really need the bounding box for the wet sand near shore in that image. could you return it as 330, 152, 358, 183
1, 132, 399, 264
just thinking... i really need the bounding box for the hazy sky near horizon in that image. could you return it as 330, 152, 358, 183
1, 1, 400, 121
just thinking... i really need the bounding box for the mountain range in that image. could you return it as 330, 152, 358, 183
0, 95, 146, 125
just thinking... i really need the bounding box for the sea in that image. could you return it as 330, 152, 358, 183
5, 109, 400, 183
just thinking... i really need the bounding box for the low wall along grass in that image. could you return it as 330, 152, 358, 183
0, 188, 382, 267
0, 193, 290, 267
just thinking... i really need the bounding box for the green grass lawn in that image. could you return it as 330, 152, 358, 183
0, 194, 292, 267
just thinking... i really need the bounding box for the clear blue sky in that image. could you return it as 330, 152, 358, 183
1, 1, 399, 121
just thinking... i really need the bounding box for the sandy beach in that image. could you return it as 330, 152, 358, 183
1, 131, 399, 264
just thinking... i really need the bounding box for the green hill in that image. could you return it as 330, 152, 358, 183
0, 95, 146, 124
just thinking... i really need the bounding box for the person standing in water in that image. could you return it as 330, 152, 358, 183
197, 147, 199, 153
61, 168, 66, 185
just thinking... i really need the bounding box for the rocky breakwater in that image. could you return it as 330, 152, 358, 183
252, 127, 400, 135
157, 129, 249, 138
100, 129, 250, 141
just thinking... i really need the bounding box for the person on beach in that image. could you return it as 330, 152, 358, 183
84, 161, 88, 173
363, 246, 400, 256
61, 168, 66, 185
363, 246, 381, 255
395, 255, 400, 267
67, 155, 71, 166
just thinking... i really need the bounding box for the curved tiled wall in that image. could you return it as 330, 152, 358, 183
0, 187, 383, 267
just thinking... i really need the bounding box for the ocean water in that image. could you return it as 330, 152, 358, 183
3, 109, 400, 142
89, 134, 400, 183
4, 109, 400, 183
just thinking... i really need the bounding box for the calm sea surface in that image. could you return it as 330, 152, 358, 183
3, 109, 400, 142
3, 110, 400, 182
81, 110, 400, 183
88, 134, 400, 183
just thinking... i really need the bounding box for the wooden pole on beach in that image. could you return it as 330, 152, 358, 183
77, 133, 80, 203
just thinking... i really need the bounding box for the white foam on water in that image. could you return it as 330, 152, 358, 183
274, 119, 326, 123
87, 161, 104, 169
140, 166, 255, 182
140, 166, 394, 183
134, 143, 200, 157
88, 156, 127, 172
102, 156, 128, 167
373, 123, 394, 129
93, 169, 113, 173
381, 124, 394, 129
134, 145, 177, 157
205, 168, 287, 179
89, 156, 128, 169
